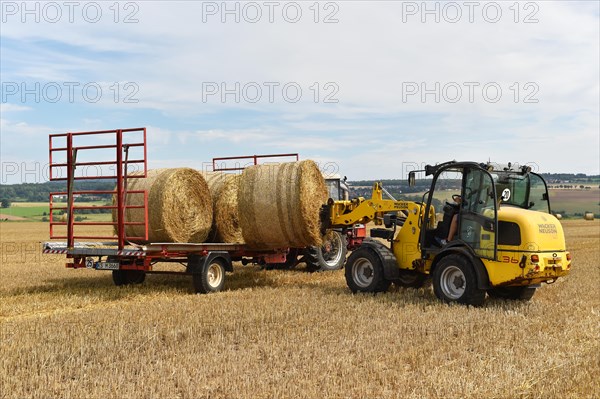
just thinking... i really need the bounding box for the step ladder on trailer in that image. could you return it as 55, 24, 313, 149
46, 128, 148, 265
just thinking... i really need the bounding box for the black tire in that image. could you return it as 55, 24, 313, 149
432, 254, 485, 306
488, 286, 536, 301
305, 231, 348, 272
193, 259, 226, 294
394, 269, 427, 288
112, 270, 146, 286
345, 247, 390, 293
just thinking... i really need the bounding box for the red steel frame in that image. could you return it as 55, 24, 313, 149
48, 128, 148, 249
212, 153, 299, 172
44, 134, 299, 275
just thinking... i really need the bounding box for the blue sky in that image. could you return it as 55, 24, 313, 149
1, 1, 599, 184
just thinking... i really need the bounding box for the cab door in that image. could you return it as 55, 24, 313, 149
460, 168, 498, 259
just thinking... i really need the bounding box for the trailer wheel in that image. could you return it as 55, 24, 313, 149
112, 270, 146, 286
305, 231, 347, 272
394, 269, 427, 288
432, 255, 485, 306
488, 286, 536, 301
193, 259, 226, 294
345, 247, 390, 293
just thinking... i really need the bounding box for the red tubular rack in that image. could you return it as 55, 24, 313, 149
212, 153, 299, 172
48, 128, 148, 249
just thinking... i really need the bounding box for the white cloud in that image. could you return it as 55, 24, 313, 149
1, 1, 598, 177
0, 104, 31, 113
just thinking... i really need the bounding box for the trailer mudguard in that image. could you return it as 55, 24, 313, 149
188, 252, 233, 273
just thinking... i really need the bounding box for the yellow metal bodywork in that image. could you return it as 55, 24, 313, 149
483, 206, 570, 286
329, 183, 571, 287
328, 183, 422, 227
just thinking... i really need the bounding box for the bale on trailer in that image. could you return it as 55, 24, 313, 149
238, 160, 327, 250
200, 171, 231, 241
215, 175, 244, 243
200, 171, 230, 198
117, 168, 213, 243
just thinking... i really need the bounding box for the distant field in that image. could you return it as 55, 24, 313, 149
0, 205, 49, 220
0, 201, 111, 222
10, 202, 52, 207
549, 189, 600, 217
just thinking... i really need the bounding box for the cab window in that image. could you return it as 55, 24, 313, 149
528, 173, 551, 213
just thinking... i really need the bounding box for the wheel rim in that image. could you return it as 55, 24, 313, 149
207, 263, 223, 288
322, 232, 343, 266
439, 265, 466, 299
352, 258, 374, 288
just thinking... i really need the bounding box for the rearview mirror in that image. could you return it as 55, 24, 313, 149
408, 172, 416, 187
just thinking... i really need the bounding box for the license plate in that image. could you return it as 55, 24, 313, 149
97, 262, 120, 270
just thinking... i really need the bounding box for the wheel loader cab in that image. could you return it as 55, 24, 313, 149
420, 163, 499, 261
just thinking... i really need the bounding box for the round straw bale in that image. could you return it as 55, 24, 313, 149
238, 160, 327, 250
215, 175, 244, 243
116, 168, 212, 243
200, 171, 230, 199
200, 171, 231, 241
584, 212, 594, 221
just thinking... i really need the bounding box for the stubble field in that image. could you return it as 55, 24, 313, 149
1, 221, 599, 398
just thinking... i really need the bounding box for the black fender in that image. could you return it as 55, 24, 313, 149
431, 244, 491, 290
188, 252, 233, 273
359, 239, 399, 281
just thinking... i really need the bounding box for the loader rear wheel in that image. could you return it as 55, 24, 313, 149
433, 255, 485, 306
345, 247, 390, 293
488, 286, 536, 301
305, 231, 347, 272
112, 270, 146, 286
394, 269, 427, 288
193, 259, 226, 294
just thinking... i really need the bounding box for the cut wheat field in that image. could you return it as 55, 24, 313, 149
1, 221, 599, 399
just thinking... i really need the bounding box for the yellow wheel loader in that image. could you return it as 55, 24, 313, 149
323, 161, 571, 305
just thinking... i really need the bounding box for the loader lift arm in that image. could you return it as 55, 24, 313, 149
326, 182, 431, 229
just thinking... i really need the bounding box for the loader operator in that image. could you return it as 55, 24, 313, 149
435, 194, 461, 246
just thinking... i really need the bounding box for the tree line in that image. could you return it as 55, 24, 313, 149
0, 173, 597, 206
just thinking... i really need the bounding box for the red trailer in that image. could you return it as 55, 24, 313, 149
42, 128, 293, 293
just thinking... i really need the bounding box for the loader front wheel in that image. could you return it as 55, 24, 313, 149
345, 247, 390, 293
433, 255, 485, 306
